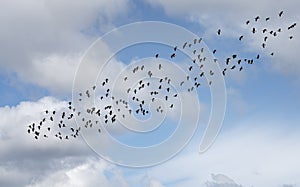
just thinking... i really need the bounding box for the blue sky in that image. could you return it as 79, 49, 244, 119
0, 0, 300, 187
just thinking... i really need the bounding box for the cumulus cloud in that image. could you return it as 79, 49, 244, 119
0, 97, 91, 162
0, 95, 172, 187
0, 96, 90, 186
0, 0, 129, 94
26, 157, 129, 187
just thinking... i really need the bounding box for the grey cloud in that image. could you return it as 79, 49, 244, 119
0, 0, 129, 94
25, 157, 129, 187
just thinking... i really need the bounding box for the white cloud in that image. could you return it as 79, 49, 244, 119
0, 96, 92, 163
144, 119, 300, 187
26, 157, 129, 187
0, 0, 129, 94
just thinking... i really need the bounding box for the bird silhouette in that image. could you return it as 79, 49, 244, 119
279, 10, 284, 17
262, 28, 267, 33
288, 23, 296, 30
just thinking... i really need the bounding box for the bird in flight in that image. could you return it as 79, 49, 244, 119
279, 10, 284, 17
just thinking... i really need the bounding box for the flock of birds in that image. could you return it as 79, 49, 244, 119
27, 10, 297, 141
216, 10, 296, 76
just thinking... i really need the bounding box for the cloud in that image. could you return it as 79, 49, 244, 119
146, 0, 300, 78
24, 157, 166, 187
143, 119, 300, 187
0, 0, 129, 94
0, 96, 92, 162
26, 157, 129, 187
0, 96, 91, 186
0, 96, 137, 187
205, 173, 242, 187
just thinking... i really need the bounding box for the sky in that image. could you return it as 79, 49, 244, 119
0, 0, 300, 186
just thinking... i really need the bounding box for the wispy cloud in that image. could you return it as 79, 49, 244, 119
144, 119, 300, 187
